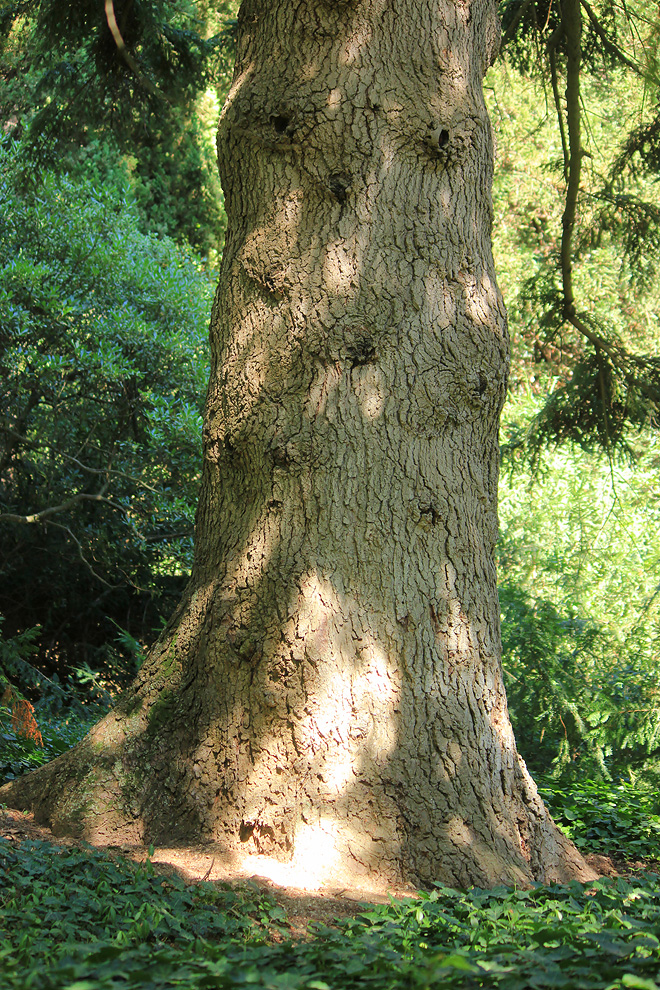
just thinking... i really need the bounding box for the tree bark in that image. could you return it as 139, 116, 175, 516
1, 0, 594, 889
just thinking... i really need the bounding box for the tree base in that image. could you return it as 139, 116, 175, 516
0, 701, 596, 890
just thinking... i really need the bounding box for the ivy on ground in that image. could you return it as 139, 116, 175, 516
1, 837, 660, 990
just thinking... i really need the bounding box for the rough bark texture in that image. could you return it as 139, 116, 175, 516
1, 0, 594, 889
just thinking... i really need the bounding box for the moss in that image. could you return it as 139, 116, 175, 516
117, 693, 144, 718
147, 690, 178, 736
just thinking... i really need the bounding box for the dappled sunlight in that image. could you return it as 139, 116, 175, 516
86, 715, 126, 753
305, 359, 343, 421
351, 636, 399, 761
218, 62, 253, 129
462, 269, 502, 328
296, 571, 342, 641
223, 506, 281, 598
323, 239, 361, 299
321, 751, 355, 793
446, 815, 531, 887
340, 22, 374, 67
240, 193, 304, 280
238, 817, 343, 890
294, 572, 355, 741
291, 574, 401, 764
351, 364, 386, 420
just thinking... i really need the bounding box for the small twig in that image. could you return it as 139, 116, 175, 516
0, 428, 164, 494
579, 0, 643, 74
46, 521, 121, 589
143, 531, 194, 543
547, 29, 570, 182
560, 0, 583, 320
501, 0, 537, 48
201, 858, 215, 882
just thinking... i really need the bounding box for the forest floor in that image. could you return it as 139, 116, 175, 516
0, 807, 408, 938
2, 806, 656, 940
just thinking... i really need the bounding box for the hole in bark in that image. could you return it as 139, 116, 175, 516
420, 504, 440, 525
327, 173, 351, 202
271, 445, 291, 467
425, 124, 451, 157
271, 114, 290, 134
349, 346, 376, 369
477, 372, 488, 396
346, 337, 376, 368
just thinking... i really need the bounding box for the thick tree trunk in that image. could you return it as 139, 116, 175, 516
1, 0, 594, 889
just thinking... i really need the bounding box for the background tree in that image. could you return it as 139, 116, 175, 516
499, 0, 660, 456
0, 0, 236, 702
489, 0, 660, 780
0, 144, 213, 697
0, 0, 236, 254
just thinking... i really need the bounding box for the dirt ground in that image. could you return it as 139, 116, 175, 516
1, 807, 655, 936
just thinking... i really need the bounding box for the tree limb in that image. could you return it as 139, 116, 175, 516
0, 428, 166, 495
0, 493, 125, 526
579, 0, 643, 75
547, 26, 570, 182
104, 0, 167, 101
560, 0, 583, 322
45, 521, 121, 589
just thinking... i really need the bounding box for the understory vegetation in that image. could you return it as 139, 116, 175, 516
1, 807, 660, 990
3, 0, 660, 987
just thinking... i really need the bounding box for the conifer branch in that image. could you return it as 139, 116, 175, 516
104, 0, 167, 101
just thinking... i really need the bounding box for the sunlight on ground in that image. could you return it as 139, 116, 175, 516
238, 818, 342, 891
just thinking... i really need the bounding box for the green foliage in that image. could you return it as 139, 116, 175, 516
488, 46, 660, 459
0, 614, 110, 782
0, 138, 212, 690
540, 777, 660, 858
0, 0, 237, 253
0, 613, 41, 697
2, 833, 660, 990
498, 413, 660, 778
499, 583, 608, 775
0, 708, 101, 782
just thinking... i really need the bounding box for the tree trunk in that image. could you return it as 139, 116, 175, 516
1, 0, 594, 889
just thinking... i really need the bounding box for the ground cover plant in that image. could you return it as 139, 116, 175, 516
1, 817, 660, 990
540, 779, 660, 862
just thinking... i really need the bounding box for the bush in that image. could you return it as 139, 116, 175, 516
0, 138, 212, 692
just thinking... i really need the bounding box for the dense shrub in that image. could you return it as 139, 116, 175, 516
0, 138, 212, 690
